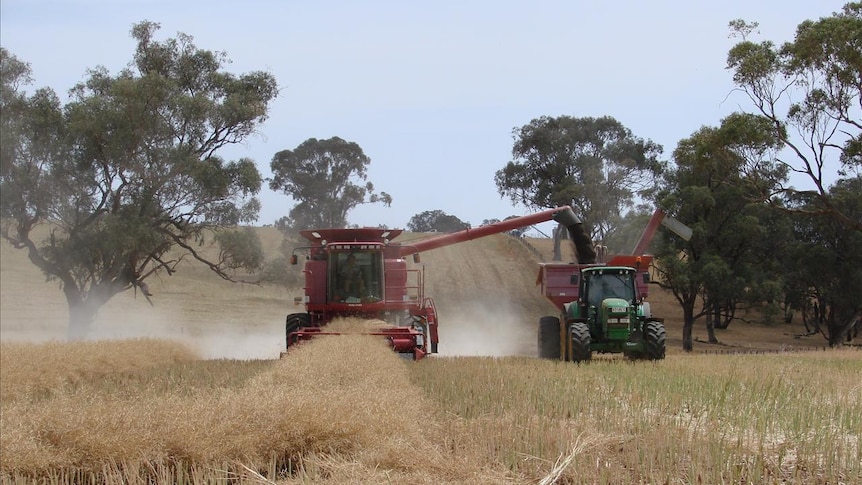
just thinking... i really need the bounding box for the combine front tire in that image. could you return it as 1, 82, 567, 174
644, 320, 666, 360
285, 313, 311, 349
538, 316, 561, 359
569, 322, 592, 363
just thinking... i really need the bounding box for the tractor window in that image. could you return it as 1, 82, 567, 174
330, 251, 383, 302
587, 273, 635, 307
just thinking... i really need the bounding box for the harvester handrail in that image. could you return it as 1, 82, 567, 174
383, 267, 423, 305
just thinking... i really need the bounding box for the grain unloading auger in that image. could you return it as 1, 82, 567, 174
282, 206, 594, 360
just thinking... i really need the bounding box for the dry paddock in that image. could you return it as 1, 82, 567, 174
1, 322, 860, 484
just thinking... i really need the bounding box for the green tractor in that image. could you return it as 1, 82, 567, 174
536, 207, 690, 362
538, 264, 666, 362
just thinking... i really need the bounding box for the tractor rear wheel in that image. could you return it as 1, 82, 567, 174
285, 313, 311, 349
538, 316, 561, 359
569, 322, 592, 363
644, 320, 666, 360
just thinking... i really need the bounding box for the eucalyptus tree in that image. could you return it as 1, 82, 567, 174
601, 204, 655, 255
407, 210, 470, 232
269, 136, 392, 230
783, 177, 862, 345
725, 3, 862, 346
727, 4, 862, 231
0, 22, 279, 338
653, 113, 785, 351
495, 115, 663, 260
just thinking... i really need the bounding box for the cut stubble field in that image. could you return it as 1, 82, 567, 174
1, 229, 860, 483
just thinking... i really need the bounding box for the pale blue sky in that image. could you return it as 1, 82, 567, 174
0, 0, 848, 231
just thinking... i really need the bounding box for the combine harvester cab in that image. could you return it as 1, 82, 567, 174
536, 209, 691, 362
283, 207, 590, 360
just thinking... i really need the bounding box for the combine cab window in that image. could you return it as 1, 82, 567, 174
329, 251, 383, 302
586, 272, 635, 307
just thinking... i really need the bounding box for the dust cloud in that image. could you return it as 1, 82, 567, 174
436, 296, 538, 357
0, 305, 285, 361
1, 238, 291, 360
93, 310, 285, 360
1, 298, 541, 360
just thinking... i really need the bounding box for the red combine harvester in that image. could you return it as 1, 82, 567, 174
283, 206, 595, 360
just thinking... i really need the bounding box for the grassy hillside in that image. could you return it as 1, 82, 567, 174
0, 226, 291, 359
0, 226, 827, 356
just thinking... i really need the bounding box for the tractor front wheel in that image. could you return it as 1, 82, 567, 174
644, 320, 666, 360
538, 316, 561, 359
569, 321, 592, 363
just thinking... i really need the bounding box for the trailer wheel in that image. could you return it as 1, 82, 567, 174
538, 316, 561, 359
285, 313, 311, 349
569, 322, 592, 363
644, 320, 666, 360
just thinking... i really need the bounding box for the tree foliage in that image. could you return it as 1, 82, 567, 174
721, 3, 862, 347
782, 177, 862, 345
268, 136, 391, 229
495, 115, 664, 260
601, 205, 654, 256
653, 113, 785, 351
495, 115, 664, 242
214, 227, 264, 271
727, 3, 862, 230
480, 216, 530, 237
406, 210, 470, 232
0, 23, 279, 338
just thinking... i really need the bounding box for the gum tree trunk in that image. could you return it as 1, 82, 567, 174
682, 305, 694, 352
66, 302, 99, 340
63, 283, 112, 340
706, 301, 719, 344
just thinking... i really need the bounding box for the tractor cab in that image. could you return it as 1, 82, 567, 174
583, 269, 636, 308
572, 267, 638, 342
326, 246, 384, 303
